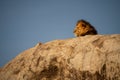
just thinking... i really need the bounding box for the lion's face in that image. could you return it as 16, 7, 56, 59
73, 21, 93, 36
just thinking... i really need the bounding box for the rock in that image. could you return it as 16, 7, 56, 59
0, 34, 120, 80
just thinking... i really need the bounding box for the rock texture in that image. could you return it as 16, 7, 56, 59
0, 34, 120, 80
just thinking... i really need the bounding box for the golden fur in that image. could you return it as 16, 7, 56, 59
73, 20, 97, 37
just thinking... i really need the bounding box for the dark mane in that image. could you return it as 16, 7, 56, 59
76, 19, 91, 26
76, 19, 97, 34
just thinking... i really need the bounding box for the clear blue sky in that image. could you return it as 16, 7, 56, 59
0, 0, 120, 67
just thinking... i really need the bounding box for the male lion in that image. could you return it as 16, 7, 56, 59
73, 19, 97, 37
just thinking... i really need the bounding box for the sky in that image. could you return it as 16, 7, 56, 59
0, 0, 120, 67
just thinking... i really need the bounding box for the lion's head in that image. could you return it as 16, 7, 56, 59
73, 20, 97, 37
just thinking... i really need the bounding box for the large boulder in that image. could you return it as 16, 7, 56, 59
0, 34, 120, 80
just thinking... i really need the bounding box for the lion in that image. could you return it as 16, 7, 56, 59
73, 19, 97, 37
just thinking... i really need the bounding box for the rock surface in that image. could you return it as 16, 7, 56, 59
0, 34, 120, 80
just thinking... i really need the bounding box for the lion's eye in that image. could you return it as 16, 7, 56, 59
81, 24, 86, 27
